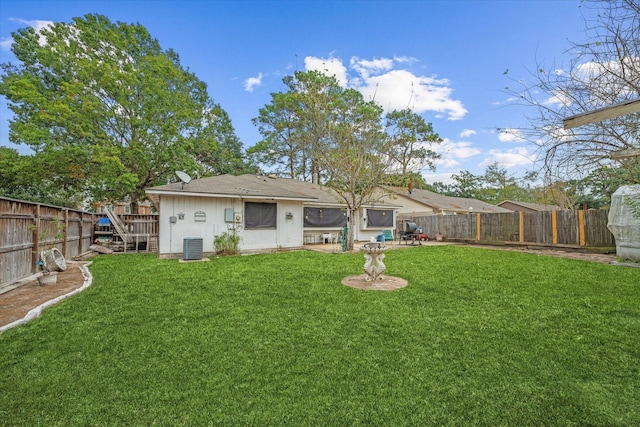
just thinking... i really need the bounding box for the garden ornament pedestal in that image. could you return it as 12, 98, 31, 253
341, 244, 408, 291
361, 243, 387, 281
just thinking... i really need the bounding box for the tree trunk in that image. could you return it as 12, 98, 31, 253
130, 195, 140, 215
346, 208, 358, 251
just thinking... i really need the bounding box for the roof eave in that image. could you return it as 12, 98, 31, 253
144, 189, 317, 202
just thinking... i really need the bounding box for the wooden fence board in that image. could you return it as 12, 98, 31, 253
399, 209, 615, 249
0, 197, 158, 291
556, 210, 579, 245
584, 210, 616, 247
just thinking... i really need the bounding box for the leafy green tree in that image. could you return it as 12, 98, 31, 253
480, 163, 533, 204
385, 108, 442, 175
249, 91, 307, 179
0, 147, 84, 207
318, 88, 387, 250
284, 70, 342, 183
0, 14, 247, 212
530, 179, 587, 210
251, 70, 393, 250
429, 180, 455, 195
449, 170, 483, 199
582, 160, 640, 208
429, 164, 535, 204
0, 147, 36, 201
381, 172, 430, 191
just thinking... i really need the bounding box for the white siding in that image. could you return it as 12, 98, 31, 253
157, 196, 304, 257
241, 199, 302, 251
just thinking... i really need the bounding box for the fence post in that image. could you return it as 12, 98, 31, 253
519, 211, 524, 243
476, 213, 481, 241
62, 208, 68, 258
578, 210, 586, 246
552, 210, 558, 245
32, 204, 40, 273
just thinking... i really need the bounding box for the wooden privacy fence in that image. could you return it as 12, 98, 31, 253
0, 196, 159, 290
399, 210, 615, 249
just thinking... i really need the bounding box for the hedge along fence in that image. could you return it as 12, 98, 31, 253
399, 209, 615, 249
0, 196, 159, 291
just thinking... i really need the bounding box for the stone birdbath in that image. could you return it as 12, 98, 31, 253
361, 243, 387, 281
341, 243, 408, 291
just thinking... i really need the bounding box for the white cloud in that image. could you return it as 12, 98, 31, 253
422, 172, 456, 185
304, 54, 467, 120
432, 138, 481, 170
0, 37, 13, 51
244, 73, 263, 92
304, 56, 349, 87
459, 129, 476, 138
498, 128, 525, 142
480, 147, 534, 169
11, 18, 53, 33
350, 56, 393, 79
4, 18, 55, 49
438, 138, 481, 160
393, 55, 418, 65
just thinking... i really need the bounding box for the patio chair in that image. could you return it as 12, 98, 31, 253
377, 230, 394, 242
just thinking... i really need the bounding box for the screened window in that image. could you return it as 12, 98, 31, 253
304, 207, 347, 228
367, 209, 393, 227
245, 202, 277, 229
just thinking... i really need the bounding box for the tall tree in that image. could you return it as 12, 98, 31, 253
449, 170, 483, 199
429, 164, 535, 204
249, 92, 306, 179
251, 71, 392, 250
384, 108, 442, 175
0, 14, 247, 211
480, 162, 533, 204
251, 70, 342, 183
317, 88, 387, 251
504, 0, 640, 185
582, 160, 640, 207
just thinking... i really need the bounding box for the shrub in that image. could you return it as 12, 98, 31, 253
213, 232, 240, 255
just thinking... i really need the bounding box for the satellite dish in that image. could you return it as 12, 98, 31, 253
176, 171, 192, 189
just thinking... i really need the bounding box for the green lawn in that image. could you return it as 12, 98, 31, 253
1, 246, 639, 426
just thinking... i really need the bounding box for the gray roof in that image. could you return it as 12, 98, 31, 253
498, 200, 563, 211
388, 187, 511, 213
146, 174, 343, 204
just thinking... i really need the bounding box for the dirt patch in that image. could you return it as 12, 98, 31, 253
342, 274, 408, 291
0, 261, 88, 328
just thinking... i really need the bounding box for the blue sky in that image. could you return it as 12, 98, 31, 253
1, 0, 591, 184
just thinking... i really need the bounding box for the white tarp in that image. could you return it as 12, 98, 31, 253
607, 185, 640, 261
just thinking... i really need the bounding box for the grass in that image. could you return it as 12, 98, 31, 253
1, 246, 639, 426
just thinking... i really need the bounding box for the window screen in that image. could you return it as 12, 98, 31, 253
367, 209, 393, 227
304, 207, 347, 227
245, 202, 277, 229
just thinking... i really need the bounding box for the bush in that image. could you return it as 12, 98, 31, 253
213, 232, 240, 255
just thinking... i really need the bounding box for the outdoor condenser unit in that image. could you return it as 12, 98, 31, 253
183, 238, 203, 260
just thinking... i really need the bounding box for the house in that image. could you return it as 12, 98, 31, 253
145, 174, 400, 258
497, 200, 563, 212
376, 187, 511, 217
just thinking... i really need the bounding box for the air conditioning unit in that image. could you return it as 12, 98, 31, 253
183, 238, 203, 260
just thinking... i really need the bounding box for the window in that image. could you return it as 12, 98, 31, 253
245, 202, 277, 229
304, 207, 347, 228
367, 209, 393, 227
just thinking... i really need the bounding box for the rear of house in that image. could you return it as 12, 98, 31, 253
146, 174, 399, 257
